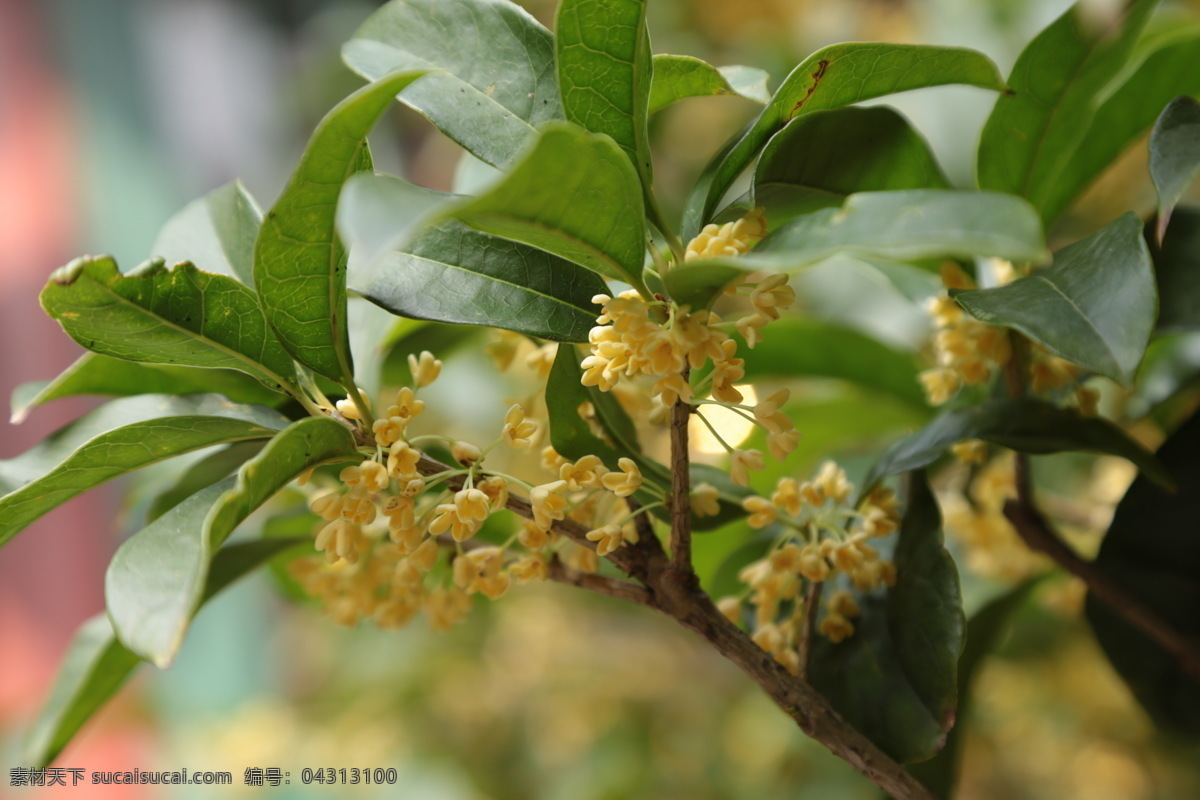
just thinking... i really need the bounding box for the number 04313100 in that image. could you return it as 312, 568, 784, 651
300, 768, 398, 785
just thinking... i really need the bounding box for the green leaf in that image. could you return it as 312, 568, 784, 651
40, 256, 298, 394
556, 0, 653, 186
863, 398, 1172, 491
0, 394, 288, 548
342, 0, 561, 169
24, 536, 306, 768
254, 69, 428, 386
953, 213, 1155, 384
683, 43, 1006, 237
741, 318, 930, 411
1047, 28, 1200, 230
442, 122, 646, 287
907, 578, 1042, 796
1155, 208, 1200, 332
106, 417, 357, 667
10, 354, 286, 425
151, 181, 262, 287
358, 220, 607, 343
648, 55, 769, 114
809, 471, 964, 763
337, 173, 451, 275
1128, 332, 1200, 417
146, 440, 266, 522
1151, 95, 1200, 242
667, 190, 1047, 309
753, 106, 949, 222
1087, 408, 1200, 738
977, 0, 1157, 225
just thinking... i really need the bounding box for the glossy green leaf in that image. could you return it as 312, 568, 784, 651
648, 55, 769, 114
254, 69, 427, 386
106, 417, 357, 667
908, 579, 1042, 796
1087, 408, 1200, 738
40, 256, 298, 394
146, 440, 265, 522
863, 398, 1171, 491
556, 0, 653, 185
442, 122, 646, 287
1151, 95, 1200, 242
1048, 28, 1200, 231
342, 0, 561, 169
10, 354, 286, 425
753, 106, 949, 222
1154, 208, 1200, 332
358, 219, 607, 343
809, 472, 964, 763
667, 190, 1047, 309
977, 0, 1157, 224
337, 173, 451, 275
1128, 332, 1200, 417
24, 536, 306, 768
954, 213, 1155, 384
683, 42, 1006, 237
0, 394, 287, 547
150, 181, 262, 287
741, 318, 930, 411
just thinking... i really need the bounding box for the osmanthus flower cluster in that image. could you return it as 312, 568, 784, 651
715, 461, 901, 673
919, 261, 1099, 415
581, 208, 799, 486
290, 350, 657, 630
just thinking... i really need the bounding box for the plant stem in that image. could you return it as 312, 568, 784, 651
1005, 454, 1200, 680
669, 371, 695, 579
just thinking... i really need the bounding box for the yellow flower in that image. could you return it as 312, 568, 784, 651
771, 478, 802, 517
691, 483, 721, 516
429, 503, 480, 542
501, 403, 538, 449
450, 440, 482, 466
600, 457, 643, 497
819, 613, 855, 643
729, 449, 764, 487
951, 439, 988, 465
425, 587, 472, 631
387, 442, 421, 479
749, 273, 795, 321
530, 480, 569, 530
340, 459, 389, 493
407, 350, 442, 387
813, 461, 852, 504
385, 386, 425, 421
586, 523, 638, 556
828, 590, 861, 618
742, 496, 777, 529
478, 475, 509, 511
510, 553, 549, 582
559, 454, 608, 490
454, 487, 491, 523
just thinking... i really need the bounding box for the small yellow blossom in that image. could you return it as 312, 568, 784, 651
600, 457, 643, 497
742, 496, 777, 528
559, 454, 608, 490
819, 613, 855, 643
530, 480, 569, 530
407, 350, 442, 387
450, 440, 482, 466
501, 404, 538, 449
387, 442, 421, 479
729, 448, 764, 487
691, 483, 721, 516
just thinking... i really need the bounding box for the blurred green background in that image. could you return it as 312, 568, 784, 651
1, 1, 1198, 798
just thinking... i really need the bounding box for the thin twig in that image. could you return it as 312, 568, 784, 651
669, 384, 694, 578
546, 556, 653, 605
797, 579, 823, 683
1006, 454, 1200, 680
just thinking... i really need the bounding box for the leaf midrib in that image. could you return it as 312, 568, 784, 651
83, 275, 297, 394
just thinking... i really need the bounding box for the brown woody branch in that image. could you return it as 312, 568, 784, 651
1006, 454, 1200, 680
415, 444, 934, 798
